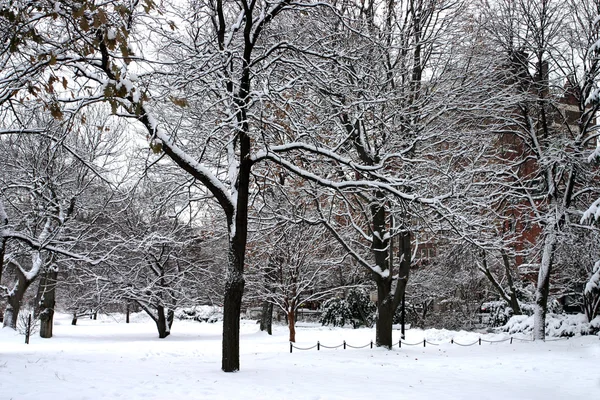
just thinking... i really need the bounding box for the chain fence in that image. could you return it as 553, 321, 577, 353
289, 335, 571, 353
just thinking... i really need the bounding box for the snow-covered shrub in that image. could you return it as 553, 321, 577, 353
175, 305, 223, 323
321, 289, 377, 328
347, 288, 376, 327
503, 313, 600, 337
583, 260, 600, 321
481, 300, 513, 327
320, 298, 354, 327
392, 300, 415, 325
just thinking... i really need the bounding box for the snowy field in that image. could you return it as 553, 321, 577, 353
1, 313, 599, 400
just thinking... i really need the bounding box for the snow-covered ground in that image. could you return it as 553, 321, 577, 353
1, 313, 598, 399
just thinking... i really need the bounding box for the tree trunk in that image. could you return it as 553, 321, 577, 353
126, 302, 130, 324
222, 225, 247, 372
0, 201, 8, 287
38, 268, 58, 338
0, 236, 6, 292
534, 229, 557, 340
375, 287, 394, 348
287, 309, 296, 342
501, 250, 522, 315
371, 193, 394, 348
71, 313, 78, 325
156, 305, 174, 339
375, 228, 410, 347
259, 300, 273, 335
3, 272, 33, 329
221, 134, 250, 372
168, 308, 174, 329
222, 268, 244, 371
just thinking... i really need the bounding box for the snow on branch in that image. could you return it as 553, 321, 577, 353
259, 152, 448, 205
5, 232, 104, 266
153, 128, 235, 218
0, 128, 46, 136
0, 199, 7, 226
585, 261, 600, 296
581, 197, 600, 224
253, 142, 413, 175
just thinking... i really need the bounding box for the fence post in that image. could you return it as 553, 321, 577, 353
399, 339, 401, 348
423, 339, 426, 347
343, 340, 346, 350
479, 337, 481, 346
451, 338, 453, 344
317, 341, 320, 351
290, 342, 293, 353
510, 337, 513, 344
25, 314, 31, 344
370, 340, 373, 349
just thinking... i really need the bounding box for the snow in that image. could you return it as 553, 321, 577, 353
107, 28, 117, 41
116, 78, 134, 95
1, 313, 599, 399
153, 129, 234, 212
585, 261, 600, 295
0, 199, 7, 225
582, 197, 600, 223
24, 252, 43, 281
371, 265, 390, 278
505, 313, 600, 337
175, 305, 223, 323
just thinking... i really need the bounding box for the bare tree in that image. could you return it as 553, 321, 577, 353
463, 0, 600, 339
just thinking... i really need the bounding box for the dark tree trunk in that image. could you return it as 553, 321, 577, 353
156, 305, 175, 339
371, 192, 393, 348
126, 302, 130, 323
375, 227, 411, 347
221, 129, 250, 372
38, 268, 58, 338
400, 293, 406, 338
259, 300, 273, 335
3, 271, 34, 329
375, 283, 394, 348
71, 313, 78, 325
222, 260, 245, 372
0, 204, 7, 287
501, 250, 522, 315
0, 237, 6, 291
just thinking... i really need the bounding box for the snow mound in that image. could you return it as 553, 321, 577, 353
175, 305, 223, 323
503, 313, 600, 337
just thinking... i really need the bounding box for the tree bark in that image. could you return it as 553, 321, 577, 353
375, 283, 394, 348
221, 124, 251, 372
371, 194, 394, 348
3, 269, 34, 329
534, 228, 557, 340
38, 267, 58, 338
259, 300, 273, 335
222, 265, 245, 371
156, 305, 169, 338
71, 313, 78, 325
156, 305, 174, 339
0, 200, 8, 286
0, 236, 6, 290
501, 250, 522, 315
287, 309, 296, 342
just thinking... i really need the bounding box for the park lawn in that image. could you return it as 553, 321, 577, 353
0, 313, 598, 399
